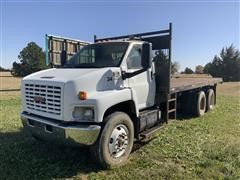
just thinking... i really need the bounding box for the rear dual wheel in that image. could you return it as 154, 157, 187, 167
195, 91, 206, 116
206, 89, 215, 111
194, 89, 215, 117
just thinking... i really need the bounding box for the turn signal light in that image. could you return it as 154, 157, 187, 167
79, 91, 87, 100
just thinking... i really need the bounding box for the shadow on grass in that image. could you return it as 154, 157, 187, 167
0, 129, 102, 179
0, 128, 153, 179
132, 137, 155, 153
176, 112, 196, 121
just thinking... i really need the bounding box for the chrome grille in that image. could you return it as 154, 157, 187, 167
25, 83, 62, 115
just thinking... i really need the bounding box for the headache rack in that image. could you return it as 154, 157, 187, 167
94, 23, 172, 51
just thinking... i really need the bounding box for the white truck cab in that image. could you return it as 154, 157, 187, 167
21, 40, 156, 167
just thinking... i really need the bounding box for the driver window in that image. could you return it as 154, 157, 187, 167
127, 44, 142, 69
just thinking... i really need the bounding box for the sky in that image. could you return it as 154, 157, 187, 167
1, 0, 239, 71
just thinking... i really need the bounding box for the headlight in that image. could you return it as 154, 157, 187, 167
72, 107, 94, 121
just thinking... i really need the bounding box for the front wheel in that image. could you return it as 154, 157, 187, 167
90, 112, 134, 169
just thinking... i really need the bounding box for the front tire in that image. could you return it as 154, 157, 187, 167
90, 112, 134, 169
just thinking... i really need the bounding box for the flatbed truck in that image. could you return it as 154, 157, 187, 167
21, 23, 222, 168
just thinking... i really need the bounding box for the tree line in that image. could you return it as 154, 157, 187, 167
9, 42, 240, 82
0, 66, 10, 72
180, 45, 240, 81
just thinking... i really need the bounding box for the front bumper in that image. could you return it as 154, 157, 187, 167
21, 112, 101, 146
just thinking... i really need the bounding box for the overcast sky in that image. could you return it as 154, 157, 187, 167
1, 1, 239, 70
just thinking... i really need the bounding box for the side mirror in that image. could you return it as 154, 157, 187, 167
141, 43, 151, 69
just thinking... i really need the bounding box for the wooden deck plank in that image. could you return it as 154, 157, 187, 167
170, 77, 222, 93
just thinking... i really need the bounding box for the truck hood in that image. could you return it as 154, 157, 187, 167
23, 68, 105, 82
23, 68, 123, 92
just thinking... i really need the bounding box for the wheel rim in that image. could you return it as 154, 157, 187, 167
200, 96, 206, 111
108, 124, 129, 158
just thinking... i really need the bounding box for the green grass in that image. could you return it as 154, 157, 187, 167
0, 95, 240, 179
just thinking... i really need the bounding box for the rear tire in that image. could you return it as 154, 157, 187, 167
90, 112, 134, 169
194, 91, 206, 117
206, 89, 215, 111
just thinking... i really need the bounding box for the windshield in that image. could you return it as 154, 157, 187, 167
64, 42, 129, 68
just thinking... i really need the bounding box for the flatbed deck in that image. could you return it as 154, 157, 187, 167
170, 76, 222, 93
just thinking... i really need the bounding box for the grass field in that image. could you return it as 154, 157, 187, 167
0, 74, 239, 179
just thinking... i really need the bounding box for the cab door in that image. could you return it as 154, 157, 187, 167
126, 44, 155, 110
